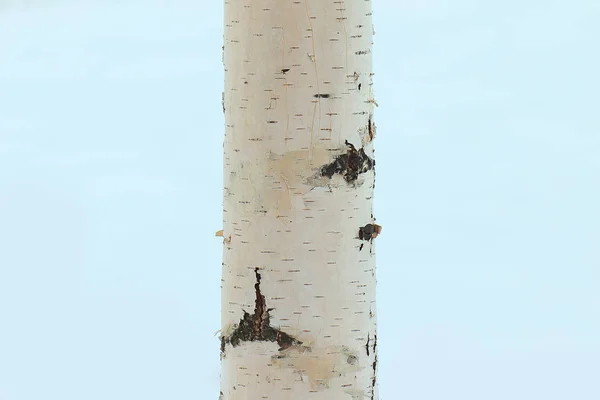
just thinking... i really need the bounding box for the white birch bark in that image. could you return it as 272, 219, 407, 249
220, 1, 378, 399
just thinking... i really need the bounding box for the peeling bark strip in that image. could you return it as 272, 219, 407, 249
221, 268, 301, 353
359, 224, 382, 241
320, 140, 374, 183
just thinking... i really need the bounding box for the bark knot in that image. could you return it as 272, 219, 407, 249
220, 268, 301, 354
359, 223, 382, 241
320, 140, 374, 183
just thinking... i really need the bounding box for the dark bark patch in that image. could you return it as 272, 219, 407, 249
368, 116, 375, 141
373, 334, 377, 354
320, 140, 374, 183
221, 268, 302, 354
359, 223, 382, 241
314, 93, 331, 98
281, 68, 290, 74
371, 334, 378, 400
371, 356, 377, 400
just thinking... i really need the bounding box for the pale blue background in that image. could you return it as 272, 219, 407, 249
0, 1, 598, 399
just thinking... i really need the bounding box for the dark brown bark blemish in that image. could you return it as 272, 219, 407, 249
373, 334, 377, 354
320, 140, 374, 183
371, 356, 377, 400
221, 268, 301, 354
368, 115, 375, 141
371, 334, 378, 400
359, 223, 382, 241
281, 68, 290, 74
314, 93, 331, 98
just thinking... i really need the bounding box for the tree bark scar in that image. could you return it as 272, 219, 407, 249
253, 267, 266, 338
358, 223, 382, 241
368, 116, 375, 142
373, 334, 377, 354
371, 334, 378, 400
371, 355, 377, 400
220, 268, 302, 354
319, 140, 374, 183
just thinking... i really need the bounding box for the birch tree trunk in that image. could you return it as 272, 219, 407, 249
220, 1, 378, 399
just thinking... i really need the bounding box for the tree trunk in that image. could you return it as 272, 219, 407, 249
220, 1, 378, 399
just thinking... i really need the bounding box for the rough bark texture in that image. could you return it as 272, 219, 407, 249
220, 1, 378, 399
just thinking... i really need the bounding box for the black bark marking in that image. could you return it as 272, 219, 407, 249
358, 83, 362, 91
359, 223, 382, 241
371, 356, 377, 400
365, 333, 370, 356
373, 334, 377, 354
371, 334, 378, 400
368, 115, 375, 141
359, 243, 364, 252
281, 68, 290, 74
313, 93, 331, 98
220, 268, 301, 354
320, 140, 374, 183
